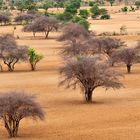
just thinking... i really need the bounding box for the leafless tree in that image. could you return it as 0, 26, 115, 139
0, 91, 45, 138
0, 34, 28, 71
14, 13, 39, 24
59, 56, 123, 102
60, 36, 125, 59
59, 23, 90, 43
23, 16, 59, 38
111, 48, 140, 73
0, 14, 10, 25
99, 37, 126, 56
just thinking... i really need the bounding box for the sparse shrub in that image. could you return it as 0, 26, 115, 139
120, 25, 127, 35
0, 91, 45, 137
121, 6, 128, 13
100, 14, 110, 19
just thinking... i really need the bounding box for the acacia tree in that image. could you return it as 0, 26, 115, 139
0, 91, 45, 138
23, 16, 59, 38
14, 13, 39, 24
59, 23, 90, 43
0, 34, 28, 71
111, 48, 140, 73
0, 14, 10, 25
60, 36, 124, 59
99, 37, 125, 56
28, 48, 43, 71
59, 56, 123, 102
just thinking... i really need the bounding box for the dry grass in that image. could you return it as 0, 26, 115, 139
0, 6, 140, 140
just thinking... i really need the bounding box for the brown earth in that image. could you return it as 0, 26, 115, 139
0, 6, 140, 140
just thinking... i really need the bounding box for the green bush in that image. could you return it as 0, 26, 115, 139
56, 12, 73, 21
100, 14, 110, 19
89, 1, 95, 6
65, 4, 78, 15
0, 0, 3, 9
72, 16, 89, 30
90, 4, 100, 18
121, 6, 128, 13
79, 9, 89, 19
99, 8, 108, 15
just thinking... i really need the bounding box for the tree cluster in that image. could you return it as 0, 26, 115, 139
59, 23, 124, 102
0, 34, 43, 71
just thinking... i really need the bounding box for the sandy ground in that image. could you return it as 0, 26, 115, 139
0, 7, 140, 140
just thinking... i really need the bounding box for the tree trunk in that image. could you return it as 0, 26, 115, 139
4, 119, 19, 137
6, 64, 14, 72
30, 63, 35, 71
33, 32, 36, 38
127, 64, 131, 73
45, 31, 49, 39
85, 88, 93, 102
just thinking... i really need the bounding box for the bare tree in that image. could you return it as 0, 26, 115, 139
111, 48, 140, 73
59, 23, 92, 57
0, 34, 28, 71
0, 91, 45, 138
0, 14, 10, 25
99, 37, 125, 56
23, 16, 59, 38
14, 13, 39, 25
60, 36, 125, 59
59, 56, 123, 102
59, 23, 90, 43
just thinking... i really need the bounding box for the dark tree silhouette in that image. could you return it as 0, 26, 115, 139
23, 16, 59, 38
59, 56, 123, 102
0, 91, 45, 137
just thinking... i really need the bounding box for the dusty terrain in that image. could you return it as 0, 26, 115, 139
0, 6, 140, 140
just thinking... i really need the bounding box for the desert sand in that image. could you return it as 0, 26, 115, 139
0, 6, 140, 140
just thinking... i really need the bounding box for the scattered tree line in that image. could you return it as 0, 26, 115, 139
58, 23, 140, 102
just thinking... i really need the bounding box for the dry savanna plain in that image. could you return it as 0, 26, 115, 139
0, 5, 140, 140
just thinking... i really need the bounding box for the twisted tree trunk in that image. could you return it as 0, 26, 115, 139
4, 117, 20, 137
